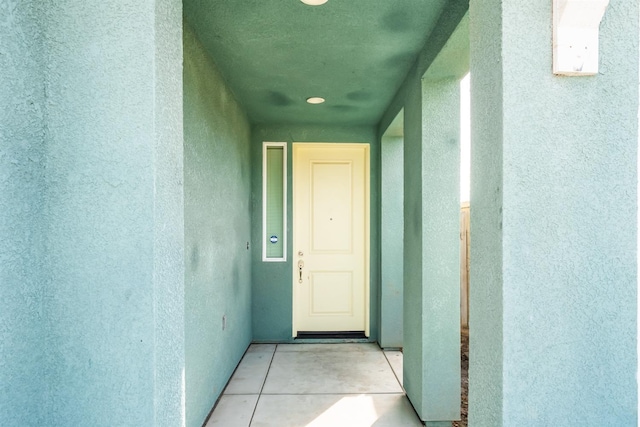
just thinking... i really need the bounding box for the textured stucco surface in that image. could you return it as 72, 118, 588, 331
468, 0, 504, 424
378, 0, 469, 134
471, 1, 638, 425
420, 78, 461, 421
402, 74, 425, 414
40, 1, 185, 425
376, 5, 468, 422
151, 1, 185, 425
380, 135, 404, 349
0, 1, 46, 425
183, 0, 448, 125
402, 73, 463, 422
378, 8, 469, 416
251, 125, 379, 342
423, 13, 470, 81
3, 1, 187, 424
183, 23, 252, 427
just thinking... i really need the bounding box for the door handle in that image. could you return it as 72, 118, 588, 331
298, 260, 304, 283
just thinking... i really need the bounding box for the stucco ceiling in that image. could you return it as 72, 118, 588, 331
183, 0, 450, 126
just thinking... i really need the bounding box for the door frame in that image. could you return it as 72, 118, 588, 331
291, 142, 371, 337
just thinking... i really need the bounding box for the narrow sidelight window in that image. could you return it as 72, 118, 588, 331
263, 142, 287, 261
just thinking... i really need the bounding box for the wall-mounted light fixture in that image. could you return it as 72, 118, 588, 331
553, 0, 610, 76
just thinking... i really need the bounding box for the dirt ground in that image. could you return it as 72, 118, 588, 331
452, 328, 469, 427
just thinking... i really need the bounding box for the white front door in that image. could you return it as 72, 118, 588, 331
292, 143, 370, 336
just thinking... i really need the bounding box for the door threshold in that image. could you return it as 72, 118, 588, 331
296, 331, 367, 340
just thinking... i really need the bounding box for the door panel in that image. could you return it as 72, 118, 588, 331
293, 143, 370, 335
311, 162, 353, 252
310, 271, 353, 315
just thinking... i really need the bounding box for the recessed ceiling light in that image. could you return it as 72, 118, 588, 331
306, 97, 326, 104
300, 0, 328, 5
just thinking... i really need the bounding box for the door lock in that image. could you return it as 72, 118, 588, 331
298, 260, 304, 283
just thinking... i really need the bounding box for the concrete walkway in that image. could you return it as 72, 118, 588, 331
205, 343, 422, 427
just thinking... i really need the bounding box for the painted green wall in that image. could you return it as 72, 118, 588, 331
183, 22, 253, 427
378, 0, 469, 134
380, 135, 404, 349
41, 1, 185, 425
419, 77, 462, 421
377, 4, 468, 423
251, 125, 379, 342
467, 0, 503, 424
401, 70, 425, 414
0, 1, 46, 425
397, 72, 464, 423
470, 1, 638, 425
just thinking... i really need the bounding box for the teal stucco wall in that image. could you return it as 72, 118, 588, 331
43, 1, 185, 425
401, 70, 425, 415
418, 77, 462, 421
377, 4, 468, 423
0, 1, 185, 426
0, 1, 46, 425
467, 0, 504, 423
395, 70, 463, 423
398, 72, 464, 424
380, 135, 404, 349
470, 1, 638, 425
183, 23, 253, 427
250, 125, 379, 342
